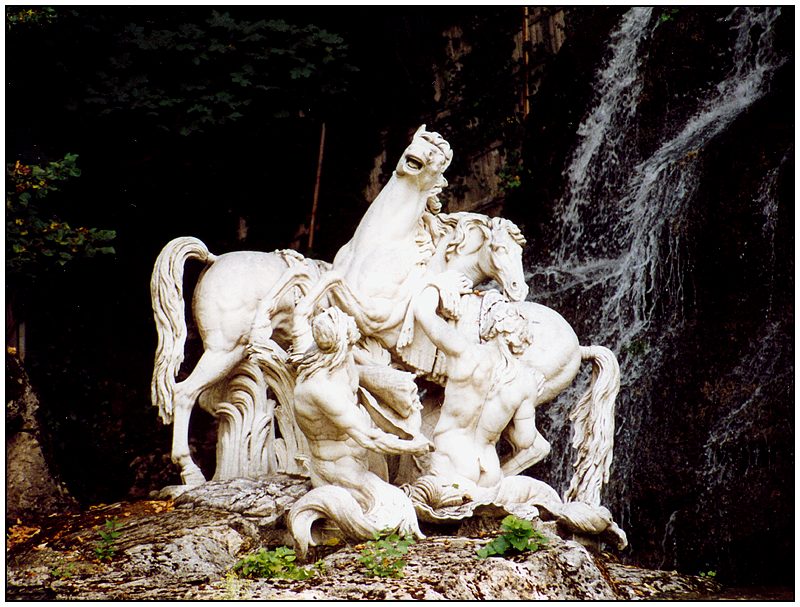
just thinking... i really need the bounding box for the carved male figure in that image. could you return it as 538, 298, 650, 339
412, 287, 544, 500
290, 306, 431, 488
286, 305, 431, 552
410, 286, 627, 548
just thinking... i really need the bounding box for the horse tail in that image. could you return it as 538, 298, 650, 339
150, 237, 217, 424
564, 345, 620, 507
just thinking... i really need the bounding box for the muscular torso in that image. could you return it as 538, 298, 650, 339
430, 347, 537, 488
293, 359, 369, 468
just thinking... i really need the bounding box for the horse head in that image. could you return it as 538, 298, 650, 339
395, 125, 453, 195
484, 217, 528, 302
440, 213, 528, 302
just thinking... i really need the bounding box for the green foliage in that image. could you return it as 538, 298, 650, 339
232, 546, 323, 580
84, 10, 357, 135
658, 8, 680, 24
6, 6, 57, 29
94, 517, 123, 561
498, 151, 530, 193
476, 515, 549, 559
6, 154, 116, 279
50, 561, 77, 579
357, 530, 414, 578
699, 570, 717, 579
222, 570, 251, 600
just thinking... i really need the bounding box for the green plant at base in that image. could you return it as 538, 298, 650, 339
94, 517, 123, 561
699, 570, 717, 579
222, 570, 252, 600
50, 561, 77, 579
476, 515, 549, 559
358, 530, 414, 578
232, 546, 322, 580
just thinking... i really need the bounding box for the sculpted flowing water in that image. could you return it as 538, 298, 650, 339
528, 7, 787, 540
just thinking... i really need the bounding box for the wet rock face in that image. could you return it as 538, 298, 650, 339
6, 480, 724, 601
509, 6, 793, 586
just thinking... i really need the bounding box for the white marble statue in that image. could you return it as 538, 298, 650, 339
292, 126, 526, 354
286, 305, 431, 555
149, 124, 628, 552
404, 287, 626, 548
437, 292, 623, 508
151, 245, 325, 484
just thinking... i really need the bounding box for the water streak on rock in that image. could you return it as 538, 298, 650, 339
529, 6, 786, 521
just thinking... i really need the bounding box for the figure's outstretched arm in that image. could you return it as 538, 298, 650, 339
313, 387, 431, 457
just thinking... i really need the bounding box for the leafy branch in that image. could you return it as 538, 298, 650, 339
6, 153, 116, 279
94, 517, 123, 561
84, 10, 357, 135
357, 530, 415, 578
232, 546, 324, 580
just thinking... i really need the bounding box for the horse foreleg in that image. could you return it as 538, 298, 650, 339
324, 282, 383, 333
170, 346, 245, 485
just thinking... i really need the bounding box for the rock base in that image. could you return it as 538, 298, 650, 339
6, 478, 724, 601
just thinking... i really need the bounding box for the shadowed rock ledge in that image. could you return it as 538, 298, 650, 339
6, 478, 728, 601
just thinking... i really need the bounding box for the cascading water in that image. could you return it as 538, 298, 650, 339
541, 6, 784, 357
526, 6, 790, 579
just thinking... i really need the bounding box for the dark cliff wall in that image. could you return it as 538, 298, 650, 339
506, 7, 793, 586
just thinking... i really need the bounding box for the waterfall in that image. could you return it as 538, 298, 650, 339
757, 150, 791, 314
557, 6, 653, 251
529, 5, 787, 526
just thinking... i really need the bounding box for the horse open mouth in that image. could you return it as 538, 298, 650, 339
404, 155, 424, 172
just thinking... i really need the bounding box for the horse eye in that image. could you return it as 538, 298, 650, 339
491, 243, 508, 254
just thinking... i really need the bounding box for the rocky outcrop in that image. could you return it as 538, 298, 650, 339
6, 353, 78, 521
7, 478, 725, 601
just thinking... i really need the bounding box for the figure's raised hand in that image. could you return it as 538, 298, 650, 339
431, 270, 472, 320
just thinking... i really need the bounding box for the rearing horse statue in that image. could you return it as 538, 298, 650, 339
150, 126, 529, 487
294, 125, 527, 354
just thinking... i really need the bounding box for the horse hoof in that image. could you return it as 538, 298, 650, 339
180, 467, 207, 487
154, 484, 192, 500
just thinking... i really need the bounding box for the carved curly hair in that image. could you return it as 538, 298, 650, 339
292, 307, 360, 381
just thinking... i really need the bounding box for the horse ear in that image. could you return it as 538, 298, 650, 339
415, 124, 426, 137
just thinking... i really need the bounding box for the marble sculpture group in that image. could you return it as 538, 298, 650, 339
150, 126, 627, 554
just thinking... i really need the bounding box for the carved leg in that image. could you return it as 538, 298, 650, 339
170, 397, 205, 486
170, 347, 244, 486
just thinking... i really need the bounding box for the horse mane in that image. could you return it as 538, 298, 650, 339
490, 216, 526, 248
415, 127, 453, 169
425, 212, 525, 261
